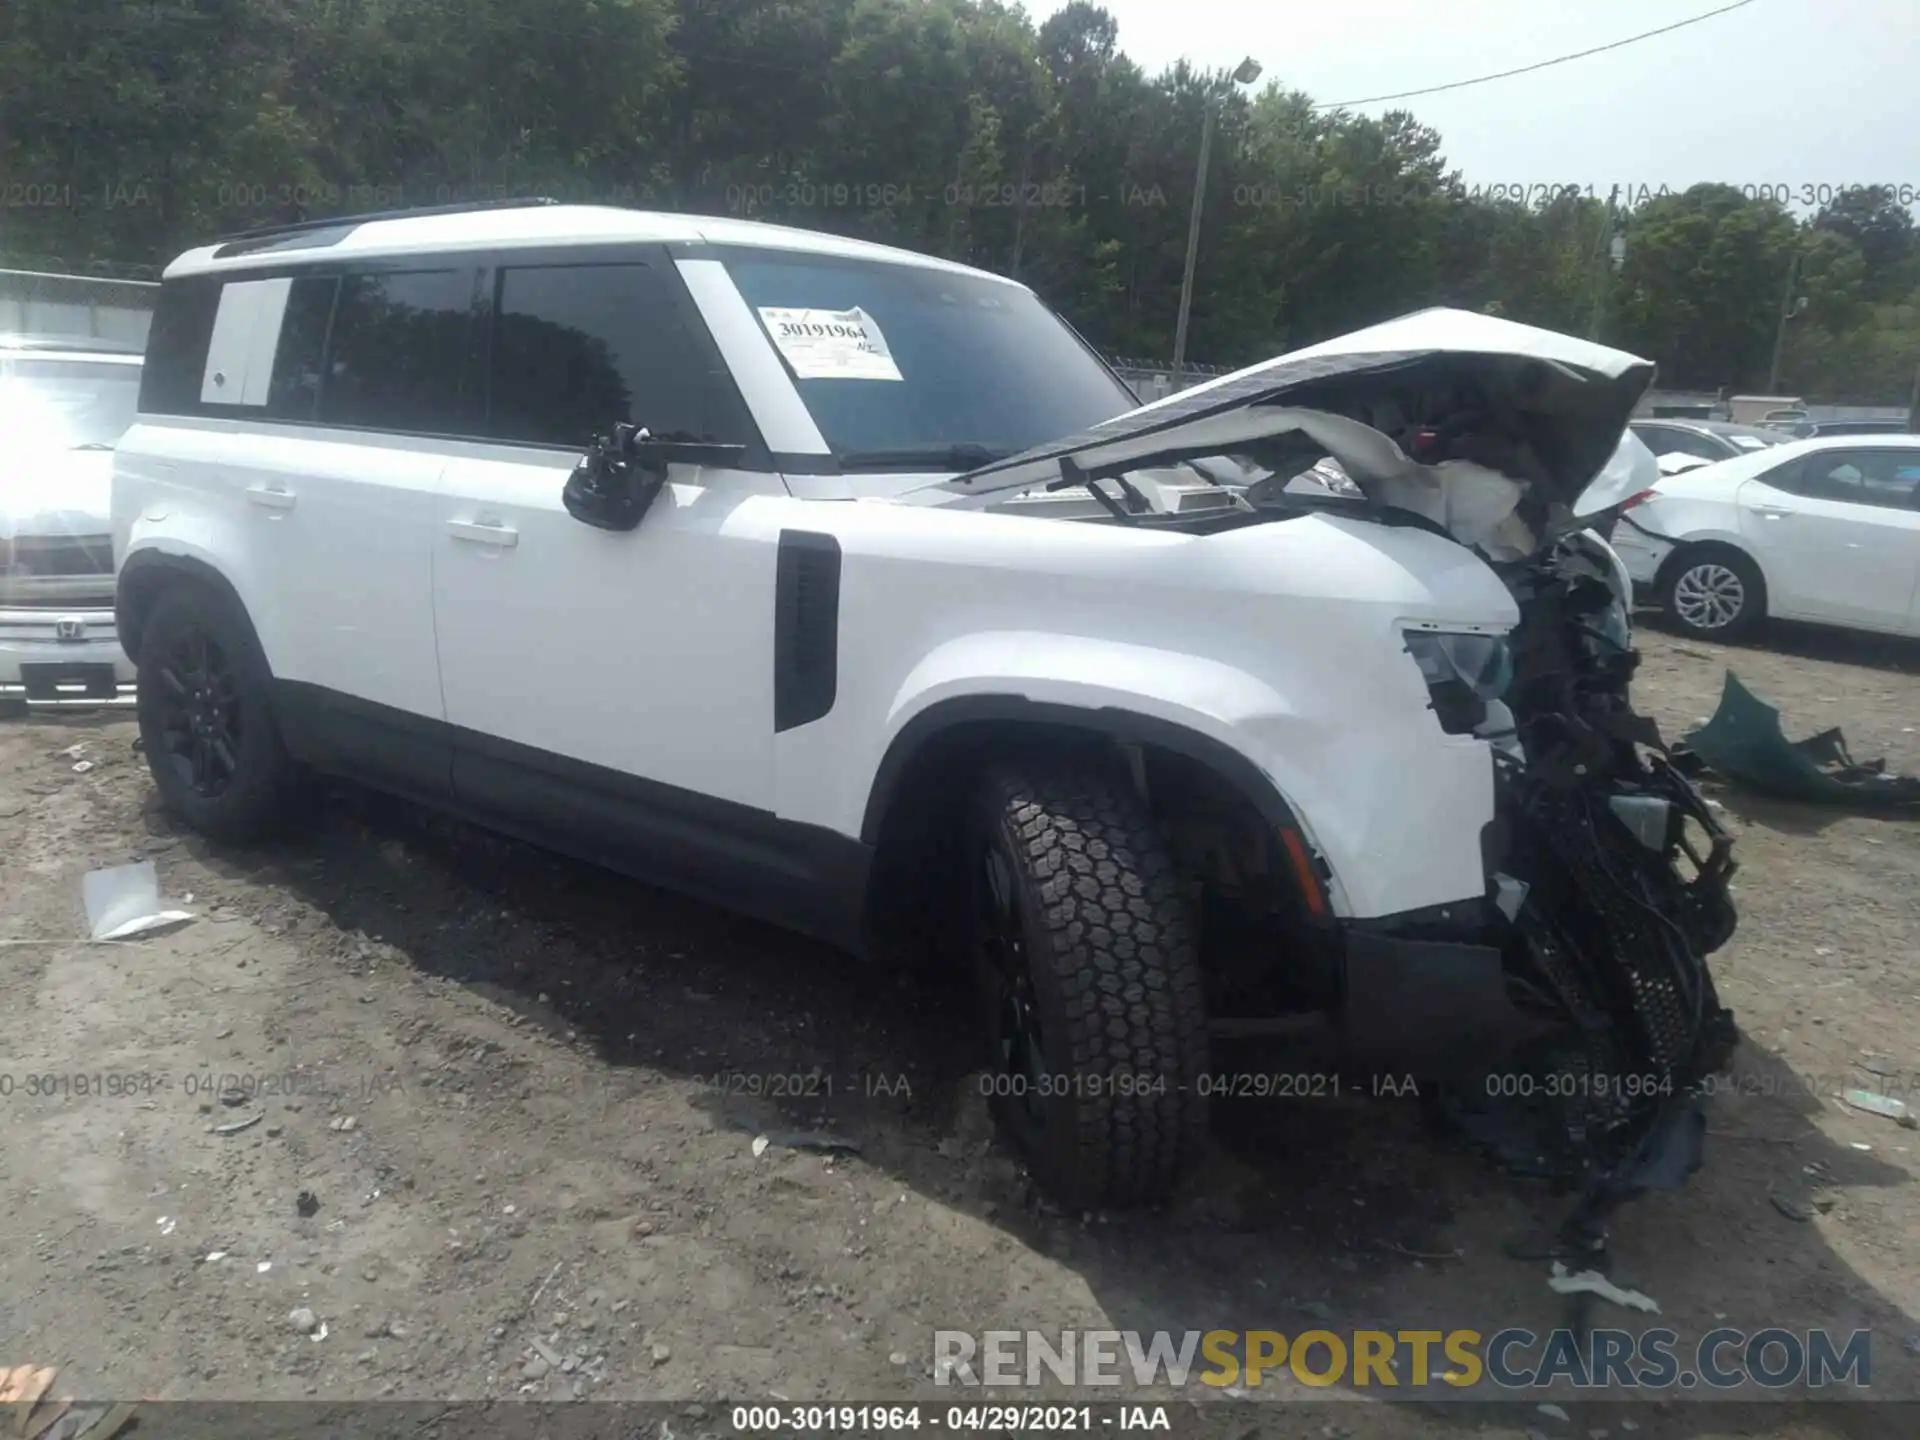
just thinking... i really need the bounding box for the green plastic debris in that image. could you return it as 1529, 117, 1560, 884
1681, 671, 1920, 812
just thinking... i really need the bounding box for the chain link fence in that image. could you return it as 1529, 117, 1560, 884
1106, 359, 1233, 404
0, 267, 159, 348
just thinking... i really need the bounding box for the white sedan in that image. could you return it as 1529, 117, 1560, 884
1610, 434, 1920, 640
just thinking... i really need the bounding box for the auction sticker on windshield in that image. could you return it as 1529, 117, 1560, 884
758, 305, 902, 381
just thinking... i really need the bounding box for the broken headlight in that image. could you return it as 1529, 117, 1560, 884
1404, 629, 1514, 735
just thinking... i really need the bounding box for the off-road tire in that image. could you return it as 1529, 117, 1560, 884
135, 583, 303, 843
966, 760, 1209, 1208
1659, 544, 1766, 642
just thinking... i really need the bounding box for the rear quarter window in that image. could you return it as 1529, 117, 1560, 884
138, 276, 221, 415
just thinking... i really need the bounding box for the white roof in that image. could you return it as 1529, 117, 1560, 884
1779, 432, 1920, 453
164, 204, 1023, 286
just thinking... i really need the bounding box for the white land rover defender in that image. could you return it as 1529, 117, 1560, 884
114, 201, 1737, 1243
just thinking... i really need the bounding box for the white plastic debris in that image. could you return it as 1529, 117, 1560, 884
205, 1250, 227, 1262
1548, 1260, 1660, 1314
751, 1135, 770, 1157
157, 1216, 176, 1235
83, 860, 196, 941
1843, 1090, 1918, 1127
257, 1260, 272, 1273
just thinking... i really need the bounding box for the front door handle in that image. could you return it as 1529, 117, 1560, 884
246, 483, 296, 511
1748, 505, 1794, 519
447, 518, 519, 548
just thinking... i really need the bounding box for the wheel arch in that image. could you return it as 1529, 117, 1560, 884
856, 695, 1335, 931
860, 695, 1309, 844
116, 547, 266, 669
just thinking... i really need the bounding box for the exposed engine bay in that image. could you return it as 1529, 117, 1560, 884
937, 314, 1744, 1270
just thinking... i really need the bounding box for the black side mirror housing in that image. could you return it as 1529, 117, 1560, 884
562, 424, 748, 531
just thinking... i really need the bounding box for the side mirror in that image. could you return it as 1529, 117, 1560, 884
562, 424, 747, 531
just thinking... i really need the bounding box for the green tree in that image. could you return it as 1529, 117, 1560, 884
1611, 185, 1799, 390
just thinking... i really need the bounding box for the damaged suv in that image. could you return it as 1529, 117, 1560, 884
114, 202, 1738, 1240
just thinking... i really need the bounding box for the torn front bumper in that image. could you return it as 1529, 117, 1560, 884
1340, 922, 1559, 1080
1333, 748, 1737, 1209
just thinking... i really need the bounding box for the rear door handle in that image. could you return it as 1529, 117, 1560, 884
246, 483, 296, 511
447, 518, 519, 548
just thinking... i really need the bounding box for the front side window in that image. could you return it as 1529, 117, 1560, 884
318, 269, 473, 433
487, 263, 748, 448
718, 249, 1136, 468
0, 357, 143, 452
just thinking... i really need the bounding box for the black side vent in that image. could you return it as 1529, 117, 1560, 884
773, 530, 842, 733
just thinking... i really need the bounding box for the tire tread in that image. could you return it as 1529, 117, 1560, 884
976, 762, 1209, 1207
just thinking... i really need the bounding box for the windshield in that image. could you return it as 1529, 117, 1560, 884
719, 249, 1136, 468
0, 358, 142, 451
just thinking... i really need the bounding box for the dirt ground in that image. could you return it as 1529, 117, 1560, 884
2, 619, 1917, 1439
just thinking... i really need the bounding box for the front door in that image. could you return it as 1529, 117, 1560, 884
429, 254, 795, 906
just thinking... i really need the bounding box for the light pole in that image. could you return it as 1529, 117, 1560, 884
1766, 251, 1809, 393
1172, 56, 1262, 375
1586, 186, 1622, 341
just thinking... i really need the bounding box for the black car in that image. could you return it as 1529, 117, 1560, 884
1629, 418, 1790, 462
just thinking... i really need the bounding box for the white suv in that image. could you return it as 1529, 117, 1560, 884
114, 201, 1738, 1228
2, 338, 142, 699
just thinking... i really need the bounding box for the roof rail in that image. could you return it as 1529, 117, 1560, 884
208, 195, 564, 249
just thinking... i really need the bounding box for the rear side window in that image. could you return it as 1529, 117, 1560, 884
487, 262, 749, 447
266, 275, 338, 420
138, 276, 221, 414
319, 269, 474, 433
1789, 449, 1920, 509
1661, 428, 1733, 461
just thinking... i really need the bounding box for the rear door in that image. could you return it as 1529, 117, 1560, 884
1736, 447, 1920, 631
223, 263, 471, 797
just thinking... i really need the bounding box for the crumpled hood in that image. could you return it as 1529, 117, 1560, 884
0, 447, 114, 540
930, 307, 1658, 558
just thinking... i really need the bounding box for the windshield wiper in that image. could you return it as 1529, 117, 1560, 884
835, 442, 1014, 473
71, 442, 116, 452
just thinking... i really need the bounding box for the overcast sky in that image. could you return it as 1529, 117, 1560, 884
1025, 0, 1918, 207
